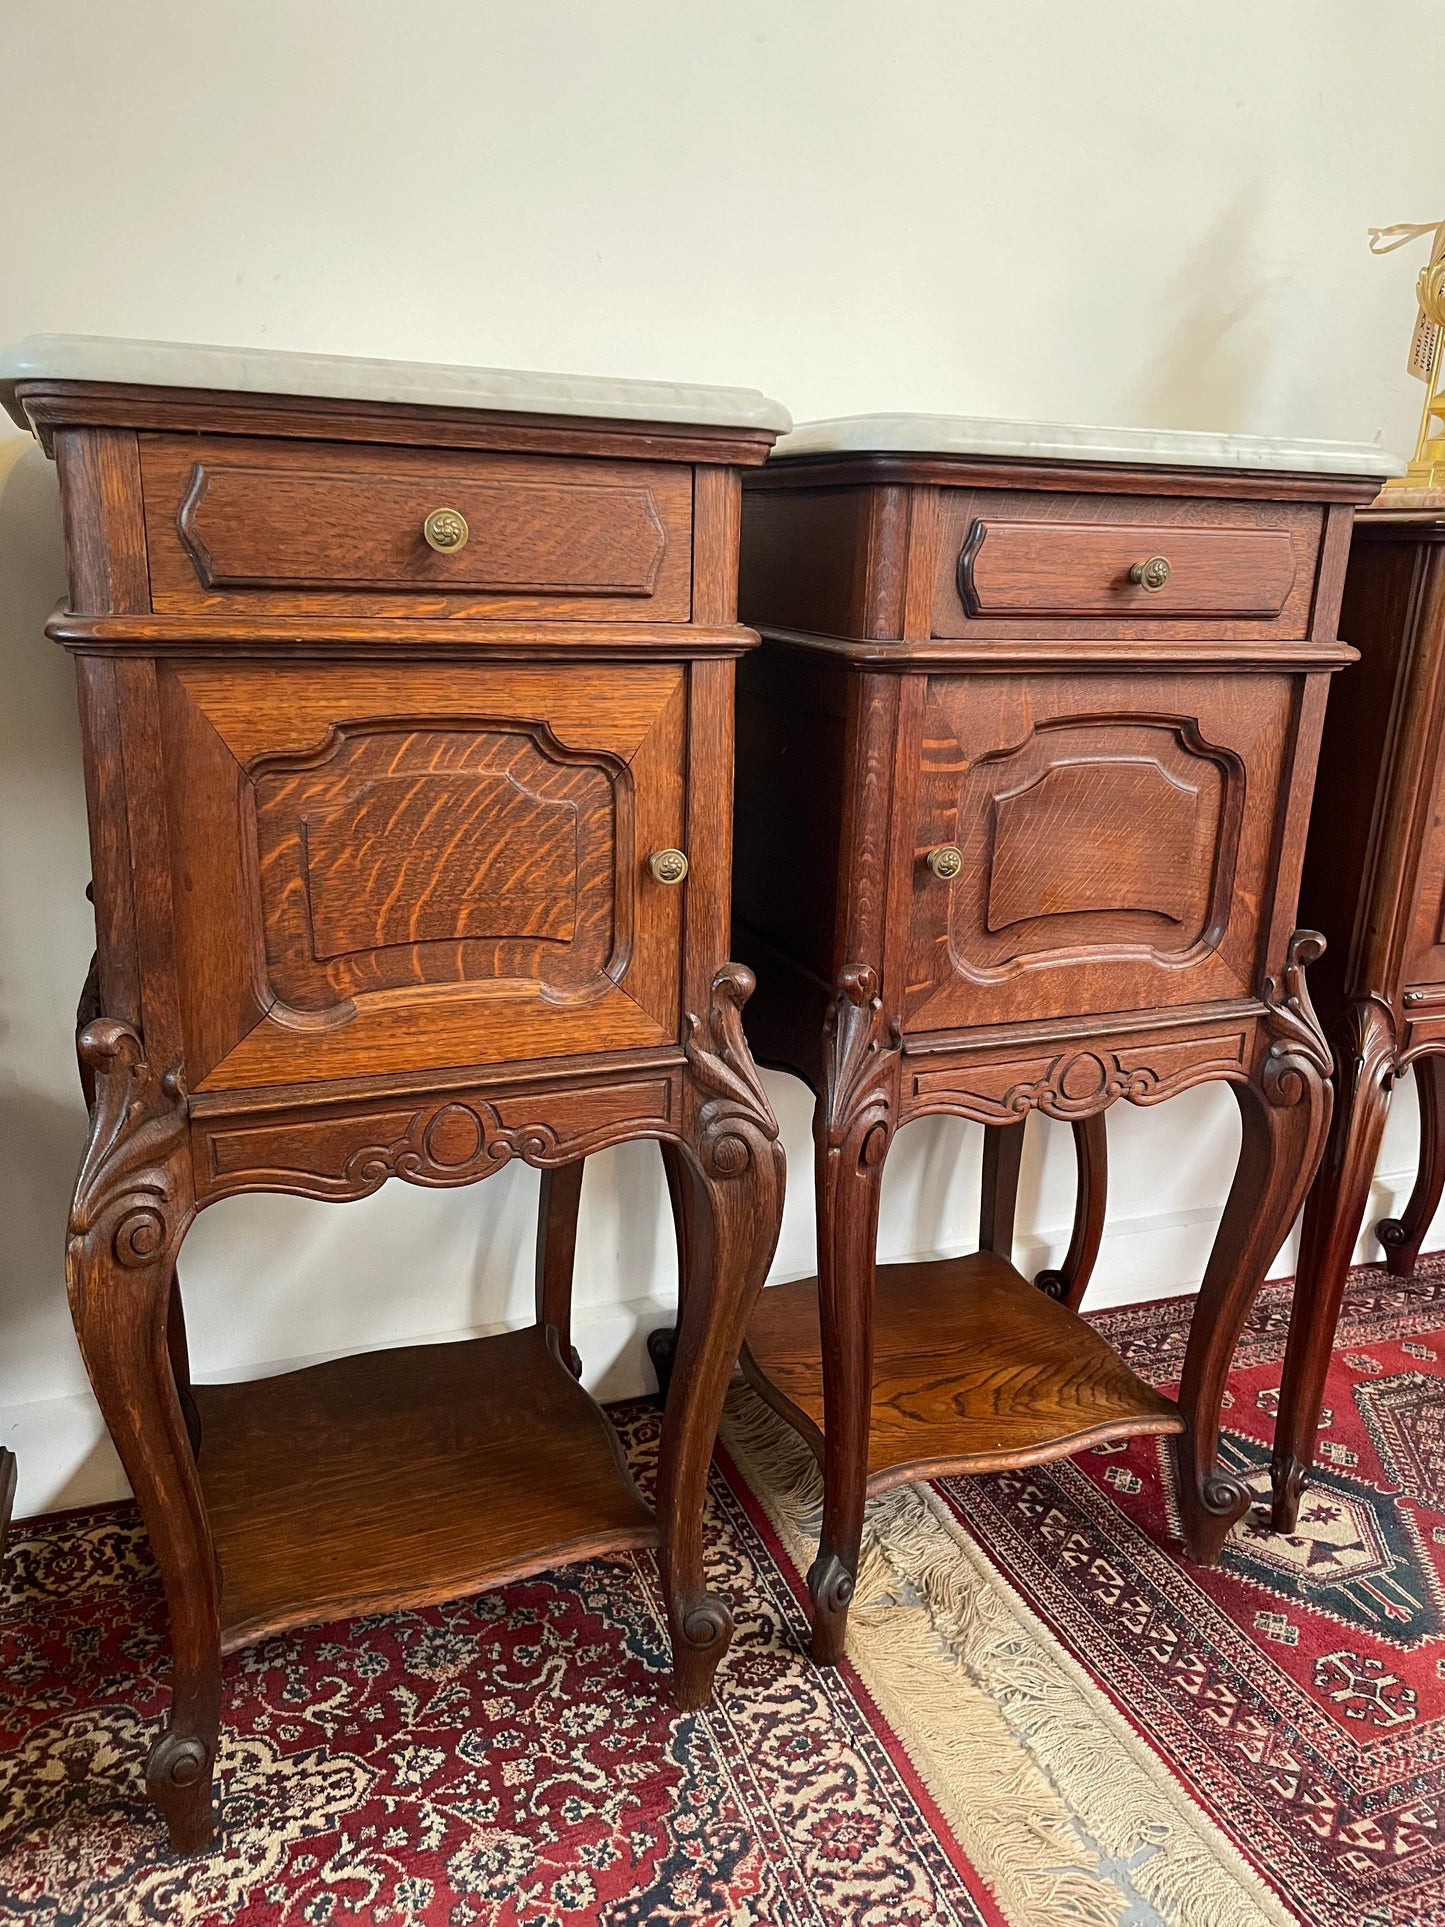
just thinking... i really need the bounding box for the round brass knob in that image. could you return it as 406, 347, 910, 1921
1128, 554, 1171, 591
647, 848, 689, 885
423, 507, 470, 553
925, 845, 963, 880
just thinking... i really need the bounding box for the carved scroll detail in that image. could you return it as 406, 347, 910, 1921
1260, 929, 1333, 1108
683, 963, 781, 1181
343, 1106, 560, 1192
69, 1021, 191, 1277
819, 965, 902, 1170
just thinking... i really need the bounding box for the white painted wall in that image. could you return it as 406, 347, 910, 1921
2, 0, 1441, 1516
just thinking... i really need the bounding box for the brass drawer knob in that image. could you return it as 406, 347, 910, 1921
648, 848, 689, 885
423, 507, 470, 553
925, 845, 963, 880
1128, 554, 1171, 591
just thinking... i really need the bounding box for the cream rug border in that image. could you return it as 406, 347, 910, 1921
721, 1390, 1296, 1927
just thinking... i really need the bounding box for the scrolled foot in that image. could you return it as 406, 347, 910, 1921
1174, 1441, 1251, 1567
1375, 1216, 1418, 1278
807, 1549, 856, 1666
669, 1592, 734, 1710
647, 1325, 678, 1403
1270, 1449, 1308, 1533
1033, 1269, 1067, 1302
146, 1727, 216, 1855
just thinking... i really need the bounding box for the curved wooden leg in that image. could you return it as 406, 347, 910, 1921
979, 1121, 1024, 1263
1036, 1112, 1108, 1309
655, 966, 785, 1709
535, 1160, 585, 1379
69, 1020, 217, 1853
807, 968, 900, 1666
1377, 1052, 1445, 1278
647, 1143, 692, 1402
166, 1268, 202, 1457
1271, 996, 1395, 1530
1175, 935, 1333, 1566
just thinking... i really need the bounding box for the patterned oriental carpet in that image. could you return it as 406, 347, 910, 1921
6, 1257, 1445, 1926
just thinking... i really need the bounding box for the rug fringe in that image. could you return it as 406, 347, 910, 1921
722, 1389, 1294, 1927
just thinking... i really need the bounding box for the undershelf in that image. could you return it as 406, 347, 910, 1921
743, 1251, 1183, 1494
193, 1325, 656, 1651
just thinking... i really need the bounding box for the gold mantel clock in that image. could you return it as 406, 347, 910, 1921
1372, 218, 1445, 506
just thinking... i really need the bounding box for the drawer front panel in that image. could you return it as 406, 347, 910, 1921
934, 490, 1322, 640
141, 437, 694, 621
158, 661, 688, 1088
901, 669, 1295, 1031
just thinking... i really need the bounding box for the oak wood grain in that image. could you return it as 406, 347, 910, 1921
194, 1327, 657, 1650
743, 1251, 1182, 1491
142, 437, 693, 622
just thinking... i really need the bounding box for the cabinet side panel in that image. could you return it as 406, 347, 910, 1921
53, 428, 151, 615
740, 486, 879, 638
1296, 536, 1420, 1020
732, 647, 848, 1076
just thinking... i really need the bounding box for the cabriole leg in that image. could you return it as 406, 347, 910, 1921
978, 1120, 1024, 1263
1036, 1112, 1108, 1308
535, 1160, 585, 1378
1271, 997, 1395, 1529
69, 1019, 218, 1854
1175, 934, 1333, 1565
807, 967, 899, 1666
1377, 1051, 1445, 1279
647, 1142, 692, 1402
654, 966, 784, 1708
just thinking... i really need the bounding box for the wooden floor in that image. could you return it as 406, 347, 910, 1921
743, 1251, 1183, 1493
193, 1326, 657, 1651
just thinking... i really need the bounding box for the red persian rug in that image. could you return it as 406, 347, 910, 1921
5, 1256, 1445, 1925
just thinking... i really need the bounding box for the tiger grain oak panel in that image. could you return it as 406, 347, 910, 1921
903, 670, 1286, 1032
986, 754, 1201, 932
140, 436, 693, 621
159, 661, 687, 1086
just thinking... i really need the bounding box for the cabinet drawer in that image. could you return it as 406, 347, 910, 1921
934, 491, 1322, 640
901, 668, 1295, 1032
140, 436, 694, 621
157, 660, 690, 1088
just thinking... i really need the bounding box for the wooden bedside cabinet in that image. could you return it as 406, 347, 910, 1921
1273, 509, 1445, 1528
727, 412, 1395, 1664
0, 336, 788, 1852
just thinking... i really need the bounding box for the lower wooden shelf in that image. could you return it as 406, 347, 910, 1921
743, 1251, 1183, 1493
193, 1325, 657, 1652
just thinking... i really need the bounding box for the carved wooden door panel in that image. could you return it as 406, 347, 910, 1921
157, 661, 687, 1088
902, 669, 1295, 1031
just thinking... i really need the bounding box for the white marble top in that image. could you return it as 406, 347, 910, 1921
772, 411, 1403, 478
0, 334, 791, 435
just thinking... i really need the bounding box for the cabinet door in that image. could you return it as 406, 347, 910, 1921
902, 669, 1296, 1032
158, 662, 687, 1089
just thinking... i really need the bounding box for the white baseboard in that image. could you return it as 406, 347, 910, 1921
9, 1163, 1436, 1522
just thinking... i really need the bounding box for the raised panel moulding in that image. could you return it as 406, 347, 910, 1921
301, 771, 580, 959
178, 463, 672, 597
987, 759, 1200, 932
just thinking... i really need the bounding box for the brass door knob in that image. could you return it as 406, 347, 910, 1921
423, 507, 470, 553
647, 849, 689, 885
1128, 555, 1171, 591
925, 845, 963, 880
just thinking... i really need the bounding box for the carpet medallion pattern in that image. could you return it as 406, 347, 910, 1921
5, 1258, 1445, 1924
